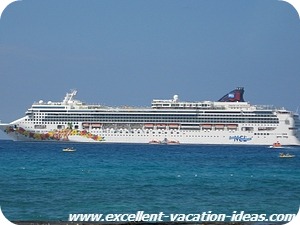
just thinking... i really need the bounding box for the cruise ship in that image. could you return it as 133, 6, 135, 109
1, 88, 300, 145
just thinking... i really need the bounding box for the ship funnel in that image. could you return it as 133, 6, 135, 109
218, 87, 245, 102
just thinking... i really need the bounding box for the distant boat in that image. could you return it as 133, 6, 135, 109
149, 139, 179, 145
62, 147, 76, 152
167, 140, 180, 145
161, 138, 180, 145
279, 153, 295, 158
149, 140, 161, 144
269, 141, 284, 149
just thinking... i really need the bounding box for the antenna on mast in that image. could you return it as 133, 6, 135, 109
63, 89, 77, 104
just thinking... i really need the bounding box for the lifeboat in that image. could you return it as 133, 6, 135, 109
91, 123, 101, 128
82, 123, 90, 128
168, 124, 179, 129
201, 124, 212, 129
227, 124, 238, 129
156, 124, 166, 129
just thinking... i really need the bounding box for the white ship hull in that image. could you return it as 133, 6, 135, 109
1, 121, 300, 146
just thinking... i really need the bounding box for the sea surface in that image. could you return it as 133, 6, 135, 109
0, 140, 299, 221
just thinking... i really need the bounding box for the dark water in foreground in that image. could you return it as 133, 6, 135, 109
0, 140, 299, 221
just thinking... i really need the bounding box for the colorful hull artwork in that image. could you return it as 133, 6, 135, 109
4, 126, 104, 142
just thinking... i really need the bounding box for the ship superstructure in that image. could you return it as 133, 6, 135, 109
1, 88, 299, 145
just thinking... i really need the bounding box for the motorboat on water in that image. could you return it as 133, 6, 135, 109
279, 153, 295, 158
149, 138, 180, 145
167, 140, 180, 145
62, 147, 76, 152
149, 140, 161, 144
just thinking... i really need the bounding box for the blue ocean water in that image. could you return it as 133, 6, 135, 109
0, 140, 299, 221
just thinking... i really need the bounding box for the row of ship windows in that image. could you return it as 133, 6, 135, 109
100, 130, 236, 134
24, 121, 79, 124
82, 132, 273, 138
37, 116, 278, 120
100, 131, 271, 136
27, 118, 279, 123
33, 109, 275, 113
27, 127, 281, 137
29, 128, 280, 138
31, 113, 276, 118
24, 122, 278, 128
90, 128, 274, 135
100, 135, 272, 139
103, 134, 227, 138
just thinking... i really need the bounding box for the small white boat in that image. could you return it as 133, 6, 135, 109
62, 147, 76, 152
279, 153, 295, 158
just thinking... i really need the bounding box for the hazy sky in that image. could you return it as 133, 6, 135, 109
0, 0, 300, 139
